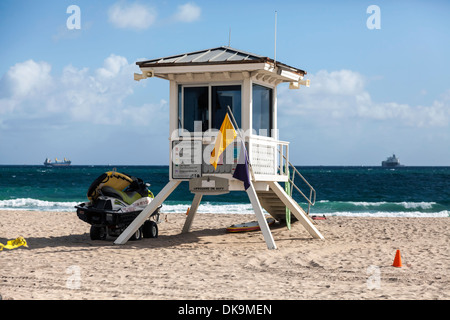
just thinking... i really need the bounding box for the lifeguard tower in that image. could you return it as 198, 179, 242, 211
115, 46, 324, 249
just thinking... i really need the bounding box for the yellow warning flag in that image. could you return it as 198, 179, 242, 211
0, 237, 28, 251
210, 113, 237, 169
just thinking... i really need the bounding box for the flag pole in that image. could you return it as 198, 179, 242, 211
226, 105, 244, 143
226, 106, 256, 181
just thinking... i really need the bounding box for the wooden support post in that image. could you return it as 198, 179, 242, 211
268, 181, 324, 240
114, 180, 181, 245
182, 193, 203, 233
247, 182, 277, 250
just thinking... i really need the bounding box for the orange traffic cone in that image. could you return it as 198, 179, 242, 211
392, 250, 403, 267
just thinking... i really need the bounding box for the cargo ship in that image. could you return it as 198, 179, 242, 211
44, 158, 72, 167
381, 154, 402, 167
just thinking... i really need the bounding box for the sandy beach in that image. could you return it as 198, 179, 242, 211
0, 209, 448, 300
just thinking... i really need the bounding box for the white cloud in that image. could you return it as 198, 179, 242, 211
107, 1, 201, 30
305, 69, 365, 96
1, 59, 52, 98
96, 54, 130, 79
276, 70, 450, 165
108, 2, 157, 30
0, 60, 54, 120
278, 69, 450, 128
173, 2, 201, 23
0, 55, 167, 128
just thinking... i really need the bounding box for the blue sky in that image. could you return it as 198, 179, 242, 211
0, 0, 449, 165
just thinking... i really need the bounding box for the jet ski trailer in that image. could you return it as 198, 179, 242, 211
75, 171, 161, 241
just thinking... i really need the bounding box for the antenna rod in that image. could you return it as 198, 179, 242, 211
274, 11, 277, 65
228, 27, 231, 47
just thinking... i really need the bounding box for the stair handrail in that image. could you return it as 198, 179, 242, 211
278, 150, 316, 214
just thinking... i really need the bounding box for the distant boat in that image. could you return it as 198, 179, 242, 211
44, 157, 72, 167
381, 154, 402, 167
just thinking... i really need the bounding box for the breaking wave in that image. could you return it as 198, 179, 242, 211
0, 198, 79, 212
0, 198, 448, 217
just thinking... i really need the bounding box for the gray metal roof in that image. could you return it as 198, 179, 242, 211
137, 46, 306, 75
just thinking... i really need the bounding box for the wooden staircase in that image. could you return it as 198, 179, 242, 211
256, 181, 323, 239
257, 188, 295, 222
254, 150, 321, 234
257, 186, 316, 224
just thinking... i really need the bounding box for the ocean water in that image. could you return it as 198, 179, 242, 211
0, 165, 448, 218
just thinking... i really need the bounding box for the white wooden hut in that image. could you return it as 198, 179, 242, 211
115, 47, 323, 249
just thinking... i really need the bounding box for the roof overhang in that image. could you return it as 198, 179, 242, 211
134, 47, 308, 88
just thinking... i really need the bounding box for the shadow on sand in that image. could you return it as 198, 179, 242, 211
11, 220, 310, 251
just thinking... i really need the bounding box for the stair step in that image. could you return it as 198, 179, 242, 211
260, 200, 285, 205
257, 194, 281, 199
256, 187, 308, 224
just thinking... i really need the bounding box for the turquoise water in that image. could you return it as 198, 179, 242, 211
0, 165, 448, 217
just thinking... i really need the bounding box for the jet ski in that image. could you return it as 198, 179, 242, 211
75, 171, 161, 241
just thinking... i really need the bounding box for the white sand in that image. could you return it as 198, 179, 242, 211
0, 210, 448, 300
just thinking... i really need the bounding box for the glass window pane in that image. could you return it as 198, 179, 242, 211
212, 85, 241, 130
252, 84, 272, 136
183, 86, 209, 132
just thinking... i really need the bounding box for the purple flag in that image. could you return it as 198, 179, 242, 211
233, 141, 251, 190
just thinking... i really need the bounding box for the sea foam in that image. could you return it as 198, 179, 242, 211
0, 198, 448, 217
0, 198, 79, 212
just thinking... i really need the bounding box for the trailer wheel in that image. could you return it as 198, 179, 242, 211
130, 227, 143, 241
90, 225, 106, 240
143, 221, 158, 238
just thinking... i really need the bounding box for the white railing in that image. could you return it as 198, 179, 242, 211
277, 144, 316, 215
